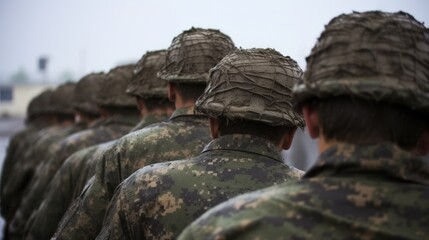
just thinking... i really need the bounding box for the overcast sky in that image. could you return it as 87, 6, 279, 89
1, 0, 428, 83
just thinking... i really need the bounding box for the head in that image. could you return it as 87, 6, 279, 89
158, 27, 236, 108
293, 11, 429, 155
26, 89, 57, 125
49, 82, 76, 125
196, 48, 305, 150
73, 72, 105, 124
127, 50, 175, 117
96, 64, 139, 117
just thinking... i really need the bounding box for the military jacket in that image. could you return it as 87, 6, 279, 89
53, 107, 210, 240
24, 113, 168, 240
1, 123, 86, 223
179, 143, 429, 240
1, 123, 49, 221
96, 134, 303, 240
8, 114, 139, 239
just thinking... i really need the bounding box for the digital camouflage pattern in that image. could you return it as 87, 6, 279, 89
24, 141, 114, 240
179, 143, 429, 240
97, 134, 303, 240
24, 112, 169, 240
1, 123, 87, 224
53, 107, 210, 240
0, 122, 52, 222
8, 114, 140, 239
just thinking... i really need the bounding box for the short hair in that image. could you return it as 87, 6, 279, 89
314, 97, 428, 150
216, 117, 296, 145
137, 96, 174, 112
173, 83, 206, 103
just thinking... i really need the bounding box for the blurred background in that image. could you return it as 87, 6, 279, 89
1, 1, 428, 238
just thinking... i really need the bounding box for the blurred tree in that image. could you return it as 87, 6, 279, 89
10, 68, 29, 84
58, 70, 75, 83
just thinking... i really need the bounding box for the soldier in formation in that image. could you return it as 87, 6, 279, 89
179, 11, 429, 240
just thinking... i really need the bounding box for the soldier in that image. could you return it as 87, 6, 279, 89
96, 48, 305, 240
179, 11, 429, 239
52, 27, 235, 240
8, 65, 141, 239
23, 50, 174, 240
1, 82, 78, 227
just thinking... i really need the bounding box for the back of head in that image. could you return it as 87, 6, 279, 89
158, 27, 236, 85
294, 11, 429, 114
74, 72, 105, 117
96, 64, 136, 109
126, 50, 168, 99
51, 81, 76, 116
196, 48, 305, 128
26, 88, 54, 121
293, 11, 429, 148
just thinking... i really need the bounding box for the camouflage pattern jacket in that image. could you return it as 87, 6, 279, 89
179, 143, 429, 240
24, 113, 168, 240
96, 134, 303, 240
53, 107, 211, 240
1, 123, 86, 223
8, 114, 139, 239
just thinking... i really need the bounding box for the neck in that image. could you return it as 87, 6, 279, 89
318, 135, 336, 153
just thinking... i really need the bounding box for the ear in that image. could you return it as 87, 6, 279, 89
168, 83, 176, 102
302, 104, 320, 139
416, 129, 429, 156
209, 117, 219, 139
278, 128, 297, 150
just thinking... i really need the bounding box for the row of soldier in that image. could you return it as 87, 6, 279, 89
1, 10, 428, 240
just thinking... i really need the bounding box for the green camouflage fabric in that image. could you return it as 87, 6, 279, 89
24, 112, 169, 240
97, 134, 303, 240
24, 141, 114, 240
129, 112, 169, 132
8, 114, 140, 239
53, 107, 210, 240
0, 123, 50, 221
2, 123, 86, 224
179, 143, 429, 240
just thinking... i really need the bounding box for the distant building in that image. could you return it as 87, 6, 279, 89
0, 83, 55, 118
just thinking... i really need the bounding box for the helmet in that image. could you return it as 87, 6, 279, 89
51, 81, 76, 115
196, 48, 305, 127
73, 72, 105, 115
27, 89, 54, 118
96, 64, 136, 108
126, 50, 168, 98
293, 11, 429, 115
158, 27, 236, 84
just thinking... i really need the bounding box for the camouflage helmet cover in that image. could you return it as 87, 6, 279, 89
196, 48, 305, 127
158, 27, 236, 84
51, 81, 76, 115
293, 11, 429, 115
27, 88, 55, 117
126, 50, 168, 98
73, 72, 105, 115
96, 64, 136, 108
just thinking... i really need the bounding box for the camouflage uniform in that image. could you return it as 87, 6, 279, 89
98, 134, 303, 240
53, 107, 210, 240
25, 112, 169, 240
8, 65, 140, 239
179, 143, 429, 240
23, 50, 170, 240
96, 48, 306, 240
179, 11, 429, 240
52, 27, 235, 240
1, 84, 78, 224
